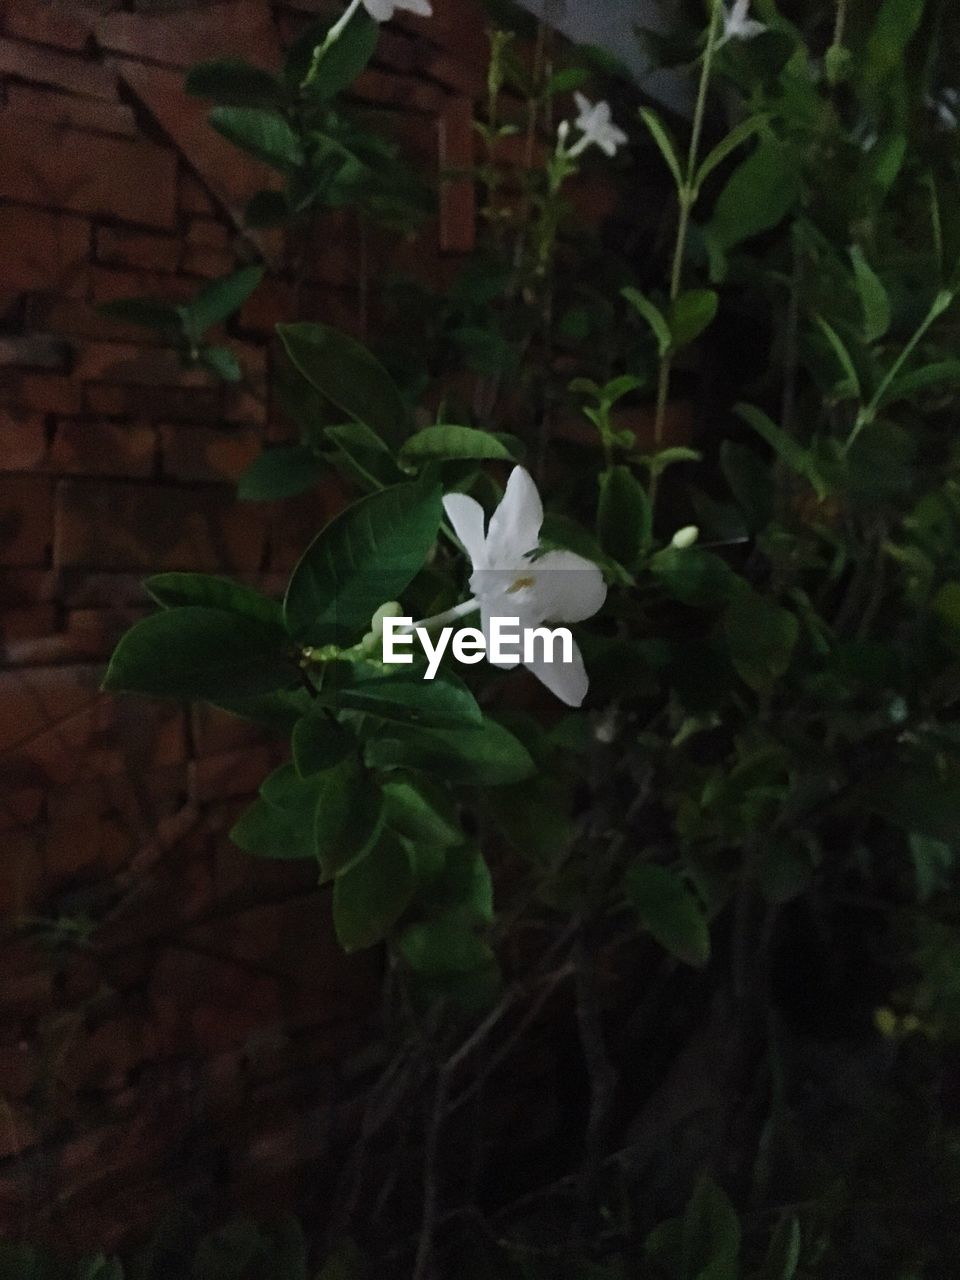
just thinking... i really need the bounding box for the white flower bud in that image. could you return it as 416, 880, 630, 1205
671, 525, 699, 550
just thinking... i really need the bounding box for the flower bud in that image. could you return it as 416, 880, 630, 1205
671, 525, 699, 550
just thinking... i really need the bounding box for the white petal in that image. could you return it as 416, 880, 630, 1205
524, 639, 589, 707
362, 0, 394, 19
485, 467, 543, 566
442, 493, 487, 569
739, 18, 767, 38
480, 600, 521, 668
397, 0, 432, 13
574, 91, 592, 118
529, 550, 607, 623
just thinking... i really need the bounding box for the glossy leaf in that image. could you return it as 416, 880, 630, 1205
626, 864, 710, 967
209, 107, 304, 168
325, 422, 407, 490
292, 712, 355, 776
669, 288, 718, 348
850, 246, 891, 342
638, 106, 683, 192
366, 719, 536, 786
283, 480, 442, 645
328, 671, 483, 728
333, 831, 413, 951
709, 139, 799, 251
622, 286, 672, 355
237, 445, 325, 501
186, 58, 285, 108
598, 465, 650, 569
305, 11, 379, 101
143, 573, 283, 626
399, 425, 524, 465
230, 796, 316, 860
182, 265, 264, 340
694, 115, 768, 193
399, 917, 494, 977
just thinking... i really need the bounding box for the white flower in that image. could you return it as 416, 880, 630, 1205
362, 0, 431, 20
671, 525, 699, 549
568, 93, 629, 159
442, 467, 607, 707
717, 0, 767, 48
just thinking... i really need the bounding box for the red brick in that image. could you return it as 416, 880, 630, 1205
54, 478, 267, 572
0, 333, 69, 371
58, 1014, 149, 1092
0, 474, 53, 565
0, 412, 47, 470
49, 420, 155, 477
352, 66, 446, 114
150, 946, 283, 1055
181, 244, 235, 279
1, 370, 83, 414
117, 61, 281, 216
0, 568, 57, 605
191, 744, 279, 804
98, 1, 281, 69
0, 941, 53, 1013
222, 385, 267, 426
179, 170, 217, 216
0, 1042, 37, 1100
1, 605, 144, 666
89, 264, 195, 307
96, 226, 180, 273
0, 204, 90, 295
186, 218, 230, 251
191, 702, 268, 757
0, 35, 116, 98
0, 1104, 38, 1160
0, 786, 43, 831
5, 83, 136, 137
83, 382, 221, 422
0, 604, 56, 640
0, 119, 177, 228
439, 96, 476, 254
158, 424, 260, 483
0, 829, 43, 915
26, 295, 163, 345
2, 0, 96, 51
73, 341, 214, 388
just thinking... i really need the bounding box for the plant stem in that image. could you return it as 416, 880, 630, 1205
302, 0, 362, 88
400, 598, 480, 634
653, 0, 722, 445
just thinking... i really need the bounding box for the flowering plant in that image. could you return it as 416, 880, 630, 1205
101, 0, 960, 1274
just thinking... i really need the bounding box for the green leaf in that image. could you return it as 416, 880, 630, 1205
314, 756, 382, 876
850, 246, 891, 343
230, 795, 316, 860
861, 0, 925, 92
909, 833, 954, 903
209, 106, 304, 168
279, 322, 408, 448
598, 465, 650, 569
329, 671, 483, 728
720, 440, 773, 532
879, 359, 960, 406
544, 66, 590, 96
862, 767, 960, 843
650, 546, 738, 608
325, 422, 407, 490
735, 402, 827, 498
237, 445, 325, 501
638, 106, 684, 192
669, 288, 718, 348
626, 864, 710, 967
332, 831, 413, 951
95, 297, 183, 334
183, 264, 264, 340
418, 843, 494, 922
292, 713, 354, 776
723, 586, 798, 691
681, 1174, 740, 1279
399, 425, 524, 466
305, 11, 379, 100
102, 607, 293, 700
283, 480, 442, 645
694, 115, 768, 194
759, 1216, 801, 1280
621, 286, 672, 356
143, 573, 283, 626
399, 917, 494, 977
186, 57, 285, 108
366, 719, 536, 786
709, 138, 800, 251
382, 779, 462, 848
815, 316, 862, 399
198, 343, 242, 381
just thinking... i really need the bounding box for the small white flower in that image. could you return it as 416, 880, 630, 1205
442, 467, 607, 707
717, 0, 767, 48
671, 525, 699, 550
568, 92, 629, 159
362, 0, 431, 21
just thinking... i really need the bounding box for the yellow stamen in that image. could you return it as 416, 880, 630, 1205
508, 576, 535, 593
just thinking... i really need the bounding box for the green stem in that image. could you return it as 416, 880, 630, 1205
653, 0, 722, 445
302, 0, 363, 88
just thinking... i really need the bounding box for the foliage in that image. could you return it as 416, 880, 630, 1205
95, 0, 960, 1275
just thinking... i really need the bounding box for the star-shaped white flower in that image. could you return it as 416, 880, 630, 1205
362, 0, 431, 20
442, 467, 607, 707
717, 0, 767, 48
568, 92, 629, 159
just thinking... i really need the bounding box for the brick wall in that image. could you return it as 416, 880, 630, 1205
0, 0, 487, 1249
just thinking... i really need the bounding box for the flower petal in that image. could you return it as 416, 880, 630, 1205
529, 550, 607, 623
398, 0, 432, 13
362, 0, 395, 19
442, 493, 487, 569
480, 600, 521, 669
485, 467, 543, 567
524, 638, 590, 707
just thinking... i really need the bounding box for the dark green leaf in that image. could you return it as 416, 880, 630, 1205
102, 607, 293, 700
735, 402, 827, 498
329, 671, 483, 728
332, 830, 413, 951
621, 286, 672, 356
681, 1174, 740, 1279
382, 779, 462, 848
366, 719, 536, 786
626, 864, 710, 967
720, 440, 773, 532
862, 767, 960, 843
759, 1216, 801, 1280
198, 344, 242, 381
283, 480, 442, 646
292, 713, 354, 776
237, 445, 325, 501
230, 796, 316, 860
183, 264, 264, 339
597, 465, 650, 569
209, 106, 304, 168
95, 297, 183, 334
850, 246, 891, 343
279, 322, 408, 448
304, 11, 379, 101
638, 106, 683, 192
186, 58, 285, 108
399, 918, 494, 977
723, 586, 798, 691
709, 139, 800, 251
399, 425, 524, 465
314, 756, 382, 876
669, 288, 718, 348
694, 115, 768, 193
325, 421, 407, 490
650, 546, 738, 607
143, 573, 283, 626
